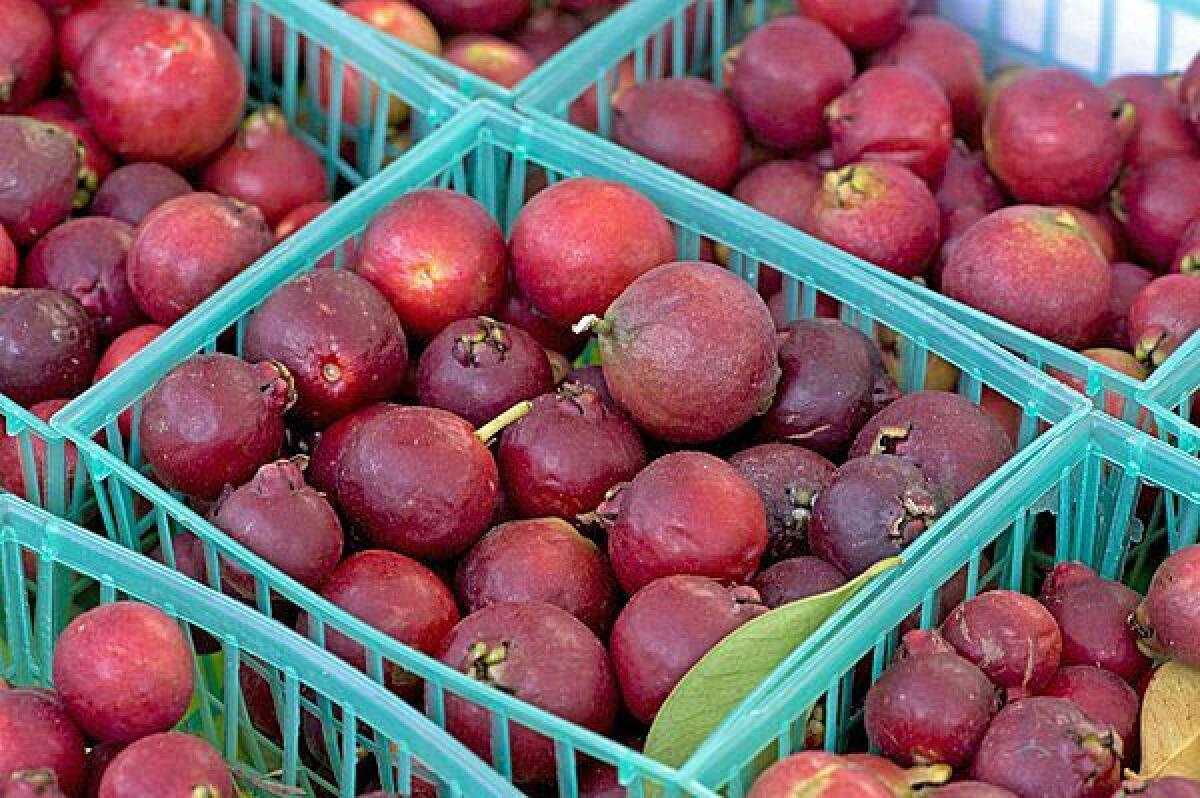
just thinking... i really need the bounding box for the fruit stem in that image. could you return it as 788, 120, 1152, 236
475, 400, 533, 444
572, 314, 612, 336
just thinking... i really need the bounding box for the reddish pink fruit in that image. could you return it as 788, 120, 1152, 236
0, 117, 83, 247
1104, 261, 1155, 349
57, 0, 139, 80
612, 576, 765, 725
444, 34, 536, 88
604, 451, 767, 593
78, 8, 246, 168
935, 141, 1005, 232
342, 0, 441, 53
795, 0, 909, 51
804, 161, 940, 277
0, 0, 54, 113
1115, 778, 1200, 798
243, 269, 408, 428
93, 324, 165, 439
456, 518, 619, 635
0, 690, 85, 795
577, 761, 625, 798
97, 732, 232, 798
273, 201, 357, 270
747, 751, 896, 798
1129, 274, 1200, 368
511, 8, 583, 63
413, 0, 529, 33
0, 227, 15, 288
1174, 219, 1200, 274
306, 402, 390, 500
0, 289, 97, 407
613, 77, 745, 191
733, 160, 823, 233
199, 106, 327, 226
52, 602, 193, 745
728, 443, 835, 563
727, 16, 854, 152
1135, 544, 1200, 667
1116, 156, 1200, 270
1107, 73, 1198, 167
299, 550, 459, 696
828, 66, 953, 184
354, 189, 506, 340
140, 354, 293, 499
91, 163, 191, 226
594, 261, 780, 443
510, 177, 675, 327
940, 590, 1062, 691
1041, 665, 1139, 746
438, 602, 618, 785
0, 400, 77, 502
752, 556, 846, 608
941, 205, 1113, 349
568, 58, 635, 132
493, 284, 584, 355
972, 697, 1122, 798
26, 104, 117, 198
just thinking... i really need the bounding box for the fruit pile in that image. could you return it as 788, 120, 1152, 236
747, 547, 1200, 798
594, 1, 1200, 398
127, 172, 1018, 790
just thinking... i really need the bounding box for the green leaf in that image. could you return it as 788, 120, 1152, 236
643, 557, 902, 770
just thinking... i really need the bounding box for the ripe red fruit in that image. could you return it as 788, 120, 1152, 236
438, 602, 618, 785
941, 205, 1113, 349
52, 602, 194, 745
1104, 261, 1155, 349
199, 106, 327, 226
91, 163, 191, 227
1129, 274, 1200, 368
612, 576, 765, 725
871, 16, 985, 136
342, 0, 441, 54
1115, 778, 1200, 798
941, 590, 1062, 691
935, 141, 1005, 233
0, 0, 54, 113
0, 690, 85, 795
0, 117, 82, 247
416, 316, 554, 427
972, 697, 1122, 798
1174, 219, 1200, 274
733, 160, 823, 238
613, 77, 745, 191
93, 324, 166, 438
97, 732, 232, 798
727, 16, 854, 152
1116, 156, 1200, 270
1107, 74, 1198, 167
828, 66, 953, 184
298, 550, 459, 697
747, 751, 895, 798
0, 289, 97, 407
78, 8, 246, 168
497, 382, 646, 520
444, 34, 537, 88
354, 189, 506, 340
1135, 544, 1200, 667
139, 354, 293, 499
795, 0, 909, 51
752, 556, 846, 608
0, 227, 15, 288
332, 404, 498, 560
984, 68, 1126, 206
414, 0, 530, 33
594, 261, 780, 443
26, 104, 117, 198
510, 177, 675, 327
850, 390, 1014, 503
493, 284, 584, 355
1041, 665, 1139, 746
243, 269, 409, 428
57, 0, 139, 80
728, 443, 835, 563
0, 399, 78, 501
511, 8, 584, 63
577, 761, 625, 798
569, 58, 636, 133
455, 518, 619, 635
306, 402, 390, 501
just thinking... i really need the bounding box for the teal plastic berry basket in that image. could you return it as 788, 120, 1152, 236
519, 0, 1200, 446
52, 100, 1087, 797
672, 409, 1200, 796
0, 0, 461, 523
0, 493, 522, 798
1143, 333, 1200, 454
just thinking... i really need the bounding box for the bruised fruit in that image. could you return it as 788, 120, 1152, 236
795, 0, 908, 51
1104, 261, 1154, 349
299, 550, 459, 696
727, 16, 855, 152
353, 189, 506, 340
1128, 274, 1200, 368
804, 162, 941, 278
611, 576, 765, 725
0, 118, 82, 247
417, 316, 553, 427
0, 400, 78, 502
1135, 544, 1200, 667
90, 163, 191, 226
97, 732, 232, 798
592, 261, 780, 443
243, 269, 408, 428
510, 177, 675, 327
728, 443, 835, 562
438, 602, 618, 785
332, 404, 498, 560
139, 354, 293, 499
200, 106, 328, 226
941, 205, 1112, 349
78, 8, 245, 168
613, 78, 745, 191
811, 455, 943, 578
1115, 156, 1200, 270
827, 66, 953, 183
0, 289, 97, 407
747, 752, 895, 798
1115, 778, 1200, 798
1107, 74, 1198, 167
0, 690, 85, 795
972, 697, 1122, 798
850, 391, 1014, 503
456, 518, 619, 635
864, 647, 997, 767
0, 0, 54, 113
52, 602, 193, 744
414, 0, 530, 34
752, 556, 846, 608
127, 192, 273, 325
604, 451, 767, 593
1041, 665, 1138, 746
497, 383, 646, 520
941, 590, 1062, 691
444, 34, 536, 88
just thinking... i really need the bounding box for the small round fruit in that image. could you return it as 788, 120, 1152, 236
0, 117, 82, 247
0, 289, 97, 407
935, 141, 1005, 229
415, 0, 529, 33
0, 0, 54, 113
57, 0, 140, 80
97, 732, 232, 798
795, 0, 909, 51
0, 227, 15, 288
443, 34, 536, 88
928, 783, 1019, 797
1135, 544, 1200, 667
510, 7, 582, 63
752, 556, 847, 608
747, 751, 896, 798
728, 443, 835, 563
90, 163, 191, 226
0, 689, 86, 795
732, 160, 824, 238
1174, 219, 1200, 274
343, 0, 441, 53
1115, 156, 1200, 270
1104, 261, 1155, 349
1107, 73, 1198, 168
1041, 665, 1139, 746
1129, 274, 1200, 368
941, 590, 1062, 691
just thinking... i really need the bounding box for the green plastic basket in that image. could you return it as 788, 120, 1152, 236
1143, 333, 1200, 455
675, 409, 1200, 796
52, 100, 1088, 797
0, 0, 462, 522
519, 0, 1200, 445
0, 493, 522, 798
